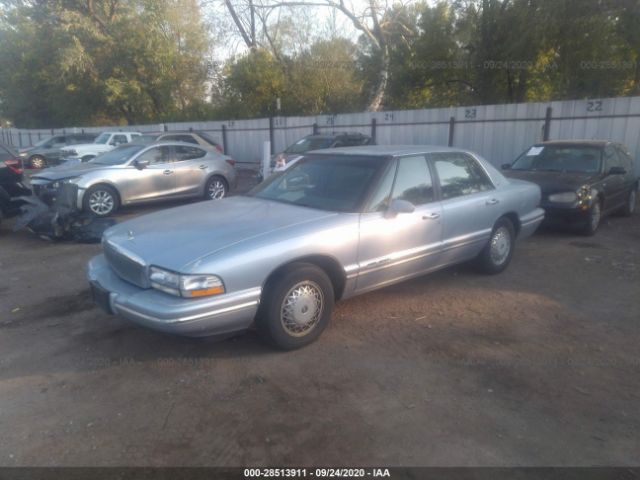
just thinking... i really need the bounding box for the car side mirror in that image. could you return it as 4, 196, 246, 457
385, 199, 415, 218
134, 159, 149, 170
501, 163, 512, 170
608, 166, 626, 175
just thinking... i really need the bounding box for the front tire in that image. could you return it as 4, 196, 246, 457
620, 188, 636, 217
204, 175, 228, 200
83, 185, 119, 217
257, 263, 334, 350
581, 200, 602, 236
30, 155, 46, 169
475, 217, 515, 274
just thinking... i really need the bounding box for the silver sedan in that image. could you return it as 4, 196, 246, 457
88, 146, 544, 349
30, 142, 237, 216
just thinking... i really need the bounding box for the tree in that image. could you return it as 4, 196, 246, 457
0, 0, 212, 127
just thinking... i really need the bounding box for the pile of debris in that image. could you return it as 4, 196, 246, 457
13, 183, 116, 243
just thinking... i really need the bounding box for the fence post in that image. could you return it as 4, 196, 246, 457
448, 116, 455, 147
28, 132, 32, 146
222, 125, 228, 154
312, 122, 319, 135
268, 117, 275, 155
19, 131, 23, 148
371, 118, 377, 143
543, 106, 552, 141
38, 132, 42, 140
51, 129, 54, 136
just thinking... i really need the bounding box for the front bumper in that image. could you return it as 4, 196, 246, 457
540, 202, 590, 225
87, 255, 261, 337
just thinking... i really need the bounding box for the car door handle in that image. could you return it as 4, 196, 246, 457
199, 165, 207, 169
422, 212, 440, 220
486, 198, 500, 205
163, 170, 173, 175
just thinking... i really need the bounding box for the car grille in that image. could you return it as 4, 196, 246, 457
103, 241, 149, 288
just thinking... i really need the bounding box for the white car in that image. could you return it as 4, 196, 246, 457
61, 132, 141, 163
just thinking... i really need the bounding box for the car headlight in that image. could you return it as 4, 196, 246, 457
51, 177, 81, 189
548, 191, 578, 203
150, 266, 225, 298
19, 152, 28, 157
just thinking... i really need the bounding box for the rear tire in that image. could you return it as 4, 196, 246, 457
204, 175, 228, 200
620, 188, 636, 217
256, 263, 334, 350
83, 185, 119, 217
30, 155, 46, 169
475, 217, 515, 274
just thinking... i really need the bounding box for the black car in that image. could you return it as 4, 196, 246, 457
503, 140, 638, 235
137, 131, 224, 153
0, 143, 31, 226
18, 133, 98, 169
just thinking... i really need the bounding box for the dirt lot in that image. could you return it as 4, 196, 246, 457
0, 194, 639, 467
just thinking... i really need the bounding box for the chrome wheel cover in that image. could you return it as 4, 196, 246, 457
280, 281, 324, 337
89, 190, 114, 215
490, 226, 511, 265
208, 180, 226, 199
31, 157, 44, 168
590, 202, 601, 230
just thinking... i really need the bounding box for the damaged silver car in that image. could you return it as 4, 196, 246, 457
30, 142, 237, 216
88, 146, 544, 350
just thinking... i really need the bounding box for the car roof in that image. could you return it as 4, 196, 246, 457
536, 140, 623, 148
309, 145, 472, 157
305, 132, 371, 140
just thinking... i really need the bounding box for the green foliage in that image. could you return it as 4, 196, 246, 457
2, 0, 640, 126
0, 0, 211, 127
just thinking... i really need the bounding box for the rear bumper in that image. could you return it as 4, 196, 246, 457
87, 254, 260, 337
519, 207, 545, 238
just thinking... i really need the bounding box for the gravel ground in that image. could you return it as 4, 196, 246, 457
0, 192, 638, 466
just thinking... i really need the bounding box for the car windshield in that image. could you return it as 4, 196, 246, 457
512, 145, 602, 173
90, 145, 146, 165
94, 133, 111, 144
33, 136, 55, 148
284, 137, 334, 154
249, 154, 386, 212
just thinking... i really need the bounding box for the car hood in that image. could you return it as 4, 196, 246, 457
503, 170, 601, 194
103, 196, 337, 272
31, 162, 111, 181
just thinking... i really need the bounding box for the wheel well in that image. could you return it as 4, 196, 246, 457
263, 255, 347, 300
501, 212, 521, 235
207, 173, 228, 188
86, 183, 121, 205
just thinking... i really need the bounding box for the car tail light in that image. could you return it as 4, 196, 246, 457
225, 159, 236, 167
4, 159, 23, 175
215, 144, 224, 154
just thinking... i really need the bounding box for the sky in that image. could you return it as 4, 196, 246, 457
203, 0, 399, 61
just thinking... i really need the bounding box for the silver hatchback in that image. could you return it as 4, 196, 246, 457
30, 142, 237, 216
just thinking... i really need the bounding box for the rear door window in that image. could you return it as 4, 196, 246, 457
431, 153, 494, 200
175, 145, 206, 161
